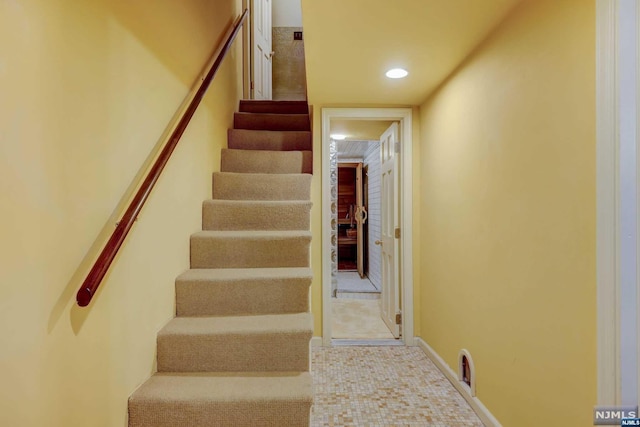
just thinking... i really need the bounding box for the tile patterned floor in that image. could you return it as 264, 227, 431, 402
332, 297, 394, 339
336, 272, 380, 293
310, 346, 484, 427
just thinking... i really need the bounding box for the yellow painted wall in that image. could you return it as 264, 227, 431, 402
0, 0, 243, 425
418, 0, 596, 425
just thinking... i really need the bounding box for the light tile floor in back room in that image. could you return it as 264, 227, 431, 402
332, 271, 393, 340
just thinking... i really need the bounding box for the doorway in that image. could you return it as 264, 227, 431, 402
321, 108, 414, 346
332, 141, 390, 340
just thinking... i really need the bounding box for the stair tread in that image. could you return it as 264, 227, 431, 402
242, 100, 307, 102
234, 112, 309, 118
239, 100, 309, 114
229, 128, 311, 133
244, 100, 307, 103
228, 129, 312, 137
177, 267, 312, 282
190, 230, 310, 269
202, 199, 311, 231
213, 172, 312, 179
221, 148, 312, 174
191, 230, 312, 238
223, 148, 312, 155
241, 100, 308, 105
176, 268, 311, 317
227, 129, 312, 152
234, 112, 310, 131
212, 172, 312, 201
203, 199, 312, 206
160, 312, 313, 336
131, 371, 312, 402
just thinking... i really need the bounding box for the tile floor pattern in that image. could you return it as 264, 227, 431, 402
332, 297, 394, 339
336, 272, 380, 293
310, 346, 484, 427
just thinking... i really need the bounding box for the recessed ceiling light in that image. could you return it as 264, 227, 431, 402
386, 68, 408, 79
331, 134, 347, 140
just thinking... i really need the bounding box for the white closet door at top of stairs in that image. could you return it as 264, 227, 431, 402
252, 0, 272, 100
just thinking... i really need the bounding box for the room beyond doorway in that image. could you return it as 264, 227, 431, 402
321, 107, 415, 346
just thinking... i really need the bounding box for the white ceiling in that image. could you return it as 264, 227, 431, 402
301, 0, 523, 105
336, 140, 379, 159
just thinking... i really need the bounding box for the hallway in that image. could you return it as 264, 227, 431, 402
310, 346, 483, 426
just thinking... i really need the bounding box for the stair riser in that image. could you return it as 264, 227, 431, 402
239, 100, 309, 114
128, 372, 312, 427
234, 113, 310, 131
157, 333, 311, 372
228, 129, 312, 151
129, 401, 311, 427
202, 201, 311, 231
190, 236, 311, 268
176, 279, 310, 316
212, 173, 311, 201
221, 149, 312, 174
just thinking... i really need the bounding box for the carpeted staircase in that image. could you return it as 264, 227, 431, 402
128, 100, 314, 427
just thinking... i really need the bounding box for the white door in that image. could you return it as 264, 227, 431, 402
379, 123, 400, 338
252, 0, 272, 100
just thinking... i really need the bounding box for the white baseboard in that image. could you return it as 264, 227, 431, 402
415, 337, 502, 427
310, 336, 323, 347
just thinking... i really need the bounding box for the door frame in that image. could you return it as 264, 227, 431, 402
242, 0, 251, 99
596, 0, 640, 406
321, 108, 414, 346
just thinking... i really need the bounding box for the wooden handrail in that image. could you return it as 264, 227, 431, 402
76, 9, 248, 307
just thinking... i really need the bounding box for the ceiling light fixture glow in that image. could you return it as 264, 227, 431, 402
386, 68, 408, 79
331, 134, 347, 140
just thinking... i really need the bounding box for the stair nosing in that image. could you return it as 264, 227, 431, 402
222, 148, 313, 154
213, 171, 313, 177
191, 230, 312, 238
159, 312, 313, 336
202, 199, 312, 206
177, 267, 313, 281
234, 112, 310, 117
130, 371, 313, 402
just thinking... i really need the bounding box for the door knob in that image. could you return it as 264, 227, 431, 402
375, 240, 382, 246
360, 207, 368, 224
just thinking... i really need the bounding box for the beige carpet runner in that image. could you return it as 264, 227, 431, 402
128, 100, 314, 427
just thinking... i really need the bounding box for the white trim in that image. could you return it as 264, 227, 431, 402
596, 0, 621, 405
337, 157, 365, 163
310, 336, 323, 347
242, 0, 251, 99
637, 2, 640, 408
458, 349, 477, 397
416, 338, 501, 427
321, 108, 414, 347
331, 339, 404, 347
